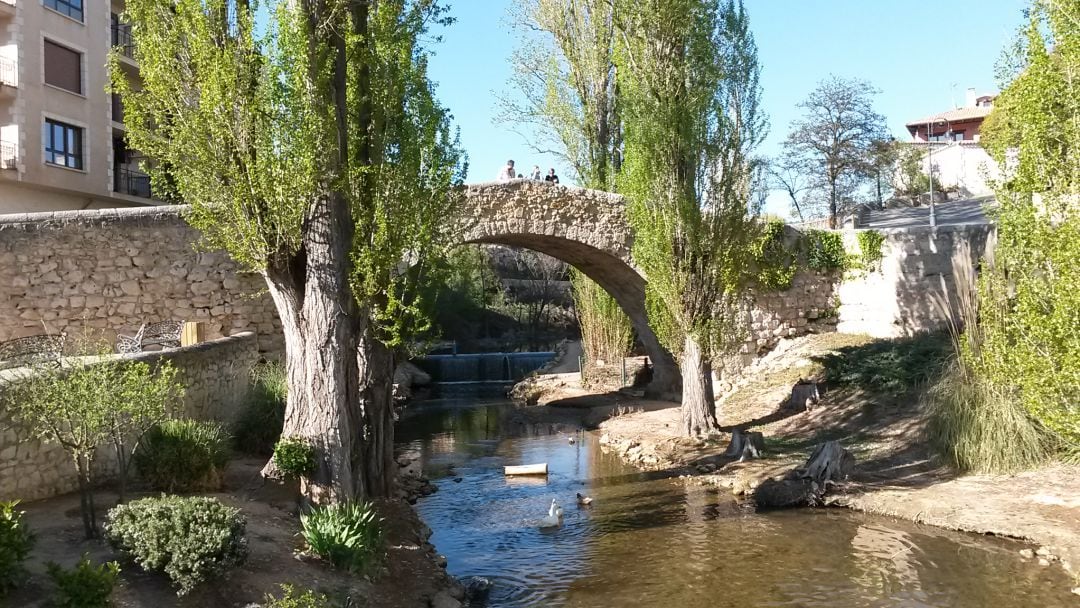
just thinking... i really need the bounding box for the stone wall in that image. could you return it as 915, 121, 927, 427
0, 332, 260, 502
0, 206, 282, 356
837, 224, 993, 338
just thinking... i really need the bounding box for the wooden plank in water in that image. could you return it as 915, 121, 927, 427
504, 463, 548, 476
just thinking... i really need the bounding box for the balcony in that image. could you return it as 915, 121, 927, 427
114, 164, 151, 198
0, 140, 15, 170
0, 0, 14, 20
0, 56, 16, 89
111, 23, 135, 60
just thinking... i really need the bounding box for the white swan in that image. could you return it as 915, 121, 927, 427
539, 499, 563, 528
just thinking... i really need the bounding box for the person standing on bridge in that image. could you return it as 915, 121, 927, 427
529, 165, 542, 180
497, 160, 516, 182
544, 168, 559, 184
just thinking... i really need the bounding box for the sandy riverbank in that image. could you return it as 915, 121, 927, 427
520, 332, 1080, 590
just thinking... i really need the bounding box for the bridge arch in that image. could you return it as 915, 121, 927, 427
458, 180, 678, 395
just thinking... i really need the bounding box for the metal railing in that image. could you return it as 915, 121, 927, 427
111, 23, 134, 58
115, 165, 151, 198
0, 140, 16, 169
0, 56, 16, 87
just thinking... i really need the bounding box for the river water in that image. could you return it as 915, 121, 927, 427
396, 393, 1077, 607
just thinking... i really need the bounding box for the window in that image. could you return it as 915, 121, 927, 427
44, 119, 83, 170
44, 0, 83, 21
43, 40, 82, 94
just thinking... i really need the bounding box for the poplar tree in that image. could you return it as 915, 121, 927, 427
616, 0, 766, 435
112, 0, 465, 502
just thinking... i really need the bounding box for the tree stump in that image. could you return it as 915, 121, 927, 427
724, 429, 765, 461
785, 379, 820, 413
752, 440, 854, 509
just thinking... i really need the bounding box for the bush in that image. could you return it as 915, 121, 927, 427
135, 419, 231, 491
751, 219, 798, 291
46, 555, 120, 608
235, 361, 287, 456
300, 501, 383, 573
804, 229, 847, 271
926, 363, 1050, 473
105, 495, 248, 595
0, 500, 35, 595
264, 584, 334, 608
855, 230, 886, 272
273, 436, 316, 477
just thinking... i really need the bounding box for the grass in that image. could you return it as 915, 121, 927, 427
234, 361, 288, 456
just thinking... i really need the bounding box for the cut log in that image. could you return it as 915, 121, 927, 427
723, 429, 765, 461
785, 379, 820, 412
504, 463, 548, 476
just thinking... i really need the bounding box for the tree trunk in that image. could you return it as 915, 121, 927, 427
75, 454, 97, 539
680, 334, 718, 436
724, 429, 765, 461
260, 192, 392, 503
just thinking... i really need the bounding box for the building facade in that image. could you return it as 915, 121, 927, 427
0, 0, 155, 213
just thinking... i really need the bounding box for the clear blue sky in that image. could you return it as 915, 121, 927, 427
426, 0, 1028, 216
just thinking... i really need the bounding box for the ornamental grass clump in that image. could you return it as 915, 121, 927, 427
105, 495, 248, 596
0, 500, 35, 595
46, 555, 120, 608
135, 419, 231, 492
300, 501, 383, 573
235, 361, 288, 456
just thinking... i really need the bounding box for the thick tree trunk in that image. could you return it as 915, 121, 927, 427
259, 193, 392, 503
680, 334, 719, 436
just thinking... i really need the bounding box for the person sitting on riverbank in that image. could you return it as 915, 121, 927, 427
544, 168, 560, 184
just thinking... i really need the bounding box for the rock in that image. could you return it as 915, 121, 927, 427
1019, 549, 1034, 559
434, 554, 448, 568
1037, 558, 1050, 566
461, 576, 494, 604
1071, 587, 1080, 597
429, 590, 462, 608
1035, 546, 1052, 557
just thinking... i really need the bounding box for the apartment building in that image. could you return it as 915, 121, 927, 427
0, 0, 156, 213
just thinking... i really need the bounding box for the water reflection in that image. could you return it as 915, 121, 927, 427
396, 399, 1075, 607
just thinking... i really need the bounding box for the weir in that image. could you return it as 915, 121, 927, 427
415, 352, 555, 384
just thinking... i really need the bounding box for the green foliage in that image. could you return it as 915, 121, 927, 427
893, 145, 932, 197
855, 230, 886, 272
750, 220, 797, 291
804, 230, 847, 271
46, 555, 120, 608
264, 584, 335, 608
815, 332, 951, 397
925, 362, 1050, 473
235, 361, 287, 456
4, 347, 183, 537
135, 419, 231, 492
105, 496, 248, 596
273, 436, 316, 477
0, 500, 35, 595
571, 269, 634, 367
300, 501, 384, 573
975, 0, 1080, 452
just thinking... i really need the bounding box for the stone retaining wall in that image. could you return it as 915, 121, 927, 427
0, 332, 260, 502
0, 206, 282, 356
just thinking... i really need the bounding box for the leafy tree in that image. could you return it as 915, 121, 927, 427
5, 354, 182, 538
504, 0, 637, 369
780, 76, 888, 226
113, 0, 466, 502
617, 0, 766, 435
977, 0, 1080, 456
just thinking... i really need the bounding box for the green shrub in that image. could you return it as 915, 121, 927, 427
855, 230, 886, 272
264, 584, 334, 608
804, 229, 847, 271
0, 500, 35, 595
135, 419, 231, 491
926, 363, 1050, 473
816, 332, 951, 396
235, 361, 287, 456
300, 501, 383, 573
751, 220, 798, 291
273, 436, 316, 477
105, 495, 247, 596
46, 555, 120, 608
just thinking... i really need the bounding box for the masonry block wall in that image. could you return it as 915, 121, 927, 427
0, 332, 260, 502
0, 206, 283, 355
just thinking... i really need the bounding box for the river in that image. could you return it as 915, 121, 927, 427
396, 392, 1077, 607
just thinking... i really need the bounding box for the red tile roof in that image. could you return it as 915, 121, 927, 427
906, 105, 994, 127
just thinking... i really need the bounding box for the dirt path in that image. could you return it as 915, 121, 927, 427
567, 333, 1080, 588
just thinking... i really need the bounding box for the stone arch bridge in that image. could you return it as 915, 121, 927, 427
458, 180, 678, 394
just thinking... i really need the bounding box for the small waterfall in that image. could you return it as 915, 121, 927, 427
416, 352, 555, 384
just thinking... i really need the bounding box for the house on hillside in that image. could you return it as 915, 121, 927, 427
903, 89, 1001, 199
